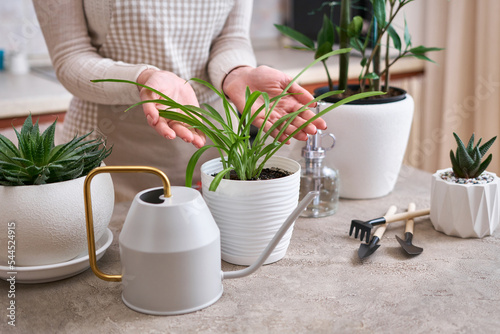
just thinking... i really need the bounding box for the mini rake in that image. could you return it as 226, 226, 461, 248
349, 208, 430, 242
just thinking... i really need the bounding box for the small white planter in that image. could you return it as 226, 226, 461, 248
319, 94, 414, 199
0, 173, 114, 266
430, 168, 500, 238
201, 156, 300, 266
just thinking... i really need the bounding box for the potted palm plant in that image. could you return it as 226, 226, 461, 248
275, 0, 443, 199
430, 133, 499, 238
0, 115, 113, 266
93, 50, 383, 265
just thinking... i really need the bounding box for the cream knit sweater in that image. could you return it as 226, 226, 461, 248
33, 0, 256, 106
32, 0, 258, 199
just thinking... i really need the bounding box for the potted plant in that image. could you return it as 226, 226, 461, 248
94, 50, 383, 265
430, 133, 499, 238
0, 115, 114, 266
275, 0, 443, 199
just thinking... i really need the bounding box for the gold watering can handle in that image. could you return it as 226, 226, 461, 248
83, 166, 171, 282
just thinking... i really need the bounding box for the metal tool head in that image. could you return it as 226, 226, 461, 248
358, 237, 381, 259
349, 220, 375, 243
395, 232, 423, 255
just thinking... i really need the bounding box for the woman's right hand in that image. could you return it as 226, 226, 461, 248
137, 69, 206, 148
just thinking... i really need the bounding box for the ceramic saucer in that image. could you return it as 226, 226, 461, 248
0, 228, 113, 284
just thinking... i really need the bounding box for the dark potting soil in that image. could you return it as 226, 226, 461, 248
213, 168, 291, 181
333, 86, 403, 100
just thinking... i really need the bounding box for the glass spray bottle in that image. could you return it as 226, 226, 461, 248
298, 130, 340, 217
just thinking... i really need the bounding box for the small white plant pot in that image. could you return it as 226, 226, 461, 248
0, 173, 114, 266
201, 156, 300, 266
430, 168, 500, 238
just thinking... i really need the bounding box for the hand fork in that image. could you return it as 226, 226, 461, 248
349, 208, 430, 243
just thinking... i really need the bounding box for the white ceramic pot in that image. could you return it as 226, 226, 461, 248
0, 173, 114, 266
319, 93, 414, 199
201, 156, 300, 266
430, 168, 500, 238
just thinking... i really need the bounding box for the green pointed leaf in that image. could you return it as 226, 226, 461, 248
476, 154, 493, 177
479, 135, 496, 156
347, 16, 364, 38
388, 24, 402, 52
274, 24, 315, 50
315, 41, 334, 59
372, 0, 386, 26
317, 14, 335, 49
363, 72, 380, 80
404, 16, 411, 47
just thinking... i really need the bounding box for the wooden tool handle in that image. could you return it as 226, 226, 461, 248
373, 205, 398, 238
383, 208, 430, 224
405, 203, 416, 234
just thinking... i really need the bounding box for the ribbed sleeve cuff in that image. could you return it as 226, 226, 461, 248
102, 62, 160, 104
208, 50, 256, 92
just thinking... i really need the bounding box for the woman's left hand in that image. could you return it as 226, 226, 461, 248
222, 66, 327, 142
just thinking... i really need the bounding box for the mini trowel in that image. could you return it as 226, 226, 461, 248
358, 205, 397, 259
396, 203, 423, 255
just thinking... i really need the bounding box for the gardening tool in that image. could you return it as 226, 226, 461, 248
83, 166, 317, 316
396, 203, 424, 255
350, 207, 430, 242
358, 205, 397, 259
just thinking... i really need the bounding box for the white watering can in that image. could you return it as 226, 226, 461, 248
84, 166, 316, 315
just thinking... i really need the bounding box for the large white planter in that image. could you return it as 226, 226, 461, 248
201, 156, 300, 266
430, 168, 500, 238
318, 93, 414, 199
0, 173, 114, 266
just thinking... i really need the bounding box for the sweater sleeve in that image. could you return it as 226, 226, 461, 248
32, 0, 158, 105
207, 0, 257, 92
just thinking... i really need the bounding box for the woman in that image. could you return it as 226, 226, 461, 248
33, 0, 325, 200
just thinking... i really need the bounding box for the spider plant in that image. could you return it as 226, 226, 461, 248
93, 49, 383, 191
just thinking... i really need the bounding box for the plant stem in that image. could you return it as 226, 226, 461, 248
360, 1, 406, 91
322, 60, 333, 91
338, 0, 350, 91
384, 1, 395, 92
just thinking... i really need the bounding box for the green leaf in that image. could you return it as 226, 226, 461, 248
208, 166, 234, 192
274, 24, 315, 50
315, 41, 334, 59
185, 145, 217, 188
409, 45, 444, 55
363, 72, 380, 80
476, 154, 493, 177
466, 133, 475, 152
372, 0, 386, 26
347, 16, 364, 38
406, 53, 436, 63
478, 135, 496, 156
453, 132, 474, 169
404, 16, 411, 47
317, 14, 335, 49
387, 24, 402, 52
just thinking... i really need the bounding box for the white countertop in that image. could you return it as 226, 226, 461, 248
0, 47, 424, 119
0, 71, 72, 119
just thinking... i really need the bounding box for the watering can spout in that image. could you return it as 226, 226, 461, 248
222, 191, 318, 280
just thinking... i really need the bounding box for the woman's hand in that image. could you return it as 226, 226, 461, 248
222, 66, 327, 142
137, 69, 206, 148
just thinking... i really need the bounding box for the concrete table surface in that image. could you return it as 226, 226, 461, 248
1, 166, 499, 333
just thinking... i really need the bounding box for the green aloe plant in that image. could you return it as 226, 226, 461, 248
0, 115, 112, 186
450, 132, 497, 179
93, 50, 383, 191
